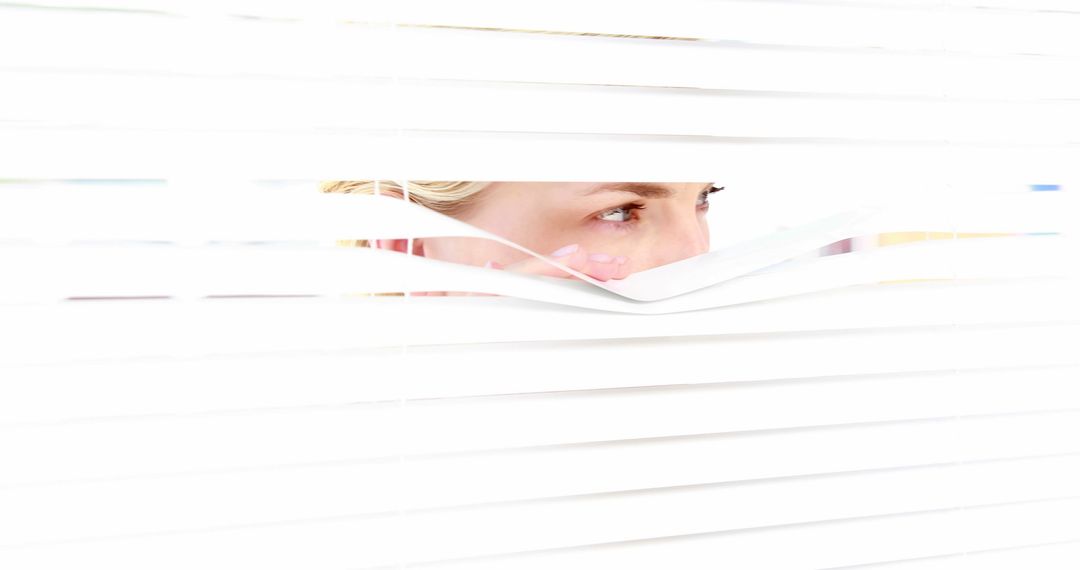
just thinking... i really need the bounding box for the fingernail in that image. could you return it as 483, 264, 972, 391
588, 252, 613, 263
550, 244, 579, 257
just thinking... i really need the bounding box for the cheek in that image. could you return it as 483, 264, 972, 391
610, 225, 704, 272
424, 237, 515, 266
465, 208, 565, 255
577, 233, 640, 268
504, 218, 595, 257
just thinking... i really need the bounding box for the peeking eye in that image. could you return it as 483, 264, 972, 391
597, 203, 645, 223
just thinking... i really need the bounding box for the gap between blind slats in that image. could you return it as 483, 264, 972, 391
4, 12, 1080, 100
2, 189, 1071, 242
1, 189, 1076, 309
2, 238, 1072, 307
6, 0, 1080, 56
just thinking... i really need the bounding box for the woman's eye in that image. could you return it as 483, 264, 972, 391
597, 204, 643, 223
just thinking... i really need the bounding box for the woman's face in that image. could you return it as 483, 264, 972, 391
418, 182, 716, 275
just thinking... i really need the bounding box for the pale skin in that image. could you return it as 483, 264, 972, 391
375, 181, 718, 295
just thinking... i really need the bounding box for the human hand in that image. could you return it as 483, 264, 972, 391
484, 243, 630, 282
412, 243, 629, 296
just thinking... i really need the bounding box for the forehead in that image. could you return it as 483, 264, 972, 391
474, 182, 711, 210
493, 181, 708, 194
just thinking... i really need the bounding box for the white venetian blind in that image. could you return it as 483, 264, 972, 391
2, 1, 1080, 568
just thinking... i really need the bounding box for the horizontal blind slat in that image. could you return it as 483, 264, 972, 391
4, 412, 1077, 503
2, 486, 1078, 568
3, 367, 1078, 484
819, 541, 1080, 570
2, 353, 1077, 421
378, 499, 1080, 570
9, 0, 1080, 55
3, 284, 1078, 362
3, 129, 1077, 178
4, 13, 1079, 99
6, 73, 1079, 142
3, 362, 1078, 428
3, 425, 1078, 544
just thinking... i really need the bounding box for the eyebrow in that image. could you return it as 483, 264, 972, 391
581, 182, 714, 199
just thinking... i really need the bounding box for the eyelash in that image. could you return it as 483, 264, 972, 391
594, 186, 724, 228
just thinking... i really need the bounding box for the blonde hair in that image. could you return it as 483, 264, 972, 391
319, 180, 491, 247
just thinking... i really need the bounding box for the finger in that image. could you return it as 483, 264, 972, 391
503, 245, 592, 280
556, 247, 632, 282
580, 252, 630, 281
495, 244, 629, 282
